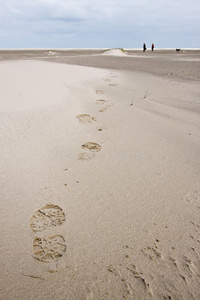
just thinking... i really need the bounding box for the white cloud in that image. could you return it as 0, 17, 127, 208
0, 0, 199, 48
1, 0, 199, 25
1, 0, 88, 22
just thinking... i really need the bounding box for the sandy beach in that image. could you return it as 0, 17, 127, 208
0, 49, 200, 299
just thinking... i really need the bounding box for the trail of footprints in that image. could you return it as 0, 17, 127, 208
30, 76, 117, 264
30, 204, 66, 263
76, 76, 116, 160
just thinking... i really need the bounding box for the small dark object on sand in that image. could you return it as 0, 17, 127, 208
176, 49, 181, 52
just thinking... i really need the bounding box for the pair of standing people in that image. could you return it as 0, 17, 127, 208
143, 43, 154, 52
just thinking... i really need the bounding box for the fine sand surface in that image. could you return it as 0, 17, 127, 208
0, 50, 200, 299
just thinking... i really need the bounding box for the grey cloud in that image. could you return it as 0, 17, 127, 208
0, 0, 199, 48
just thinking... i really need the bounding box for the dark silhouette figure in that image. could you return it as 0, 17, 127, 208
152, 43, 154, 51
143, 43, 146, 52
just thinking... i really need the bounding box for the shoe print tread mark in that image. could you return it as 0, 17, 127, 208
96, 90, 104, 94
109, 83, 118, 87
96, 99, 113, 112
77, 152, 95, 160
96, 99, 109, 104
81, 142, 101, 152
30, 204, 66, 233
76, 114, 96, 123
33, 235, 66, 262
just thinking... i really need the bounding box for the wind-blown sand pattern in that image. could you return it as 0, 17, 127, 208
30, 204, 66, 233
0, 50, 200, 299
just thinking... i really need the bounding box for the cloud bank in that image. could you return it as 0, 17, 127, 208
0, 0, 199, 48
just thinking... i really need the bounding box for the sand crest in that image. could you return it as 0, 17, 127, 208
102, 48, 127, 56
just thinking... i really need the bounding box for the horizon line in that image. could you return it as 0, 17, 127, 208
0, 47, 200, 51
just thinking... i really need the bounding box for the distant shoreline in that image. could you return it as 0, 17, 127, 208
0, 48, 200, 51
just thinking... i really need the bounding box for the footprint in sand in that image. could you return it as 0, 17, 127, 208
77, 152, 95, 161
99, 106, 110, 112
33, 235, 66, 262
103, 78, 111, 82
96, 99, 109, 104
81, 142, 102, 152
76, 114, 96, 123
109, 83, 118, 87
30, 204, 66, 233
96, 99, 113, 112
77, 142, 102, 161
96, 90, 104, 94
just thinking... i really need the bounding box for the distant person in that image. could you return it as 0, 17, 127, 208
143, 43, 146, 52
152, 43, 154, 51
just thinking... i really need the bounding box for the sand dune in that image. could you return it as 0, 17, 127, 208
102, 49, 127, 56
0, 52, 200, 299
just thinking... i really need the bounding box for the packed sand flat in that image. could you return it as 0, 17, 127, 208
1, 48, 200, 81
0, 50, 200, 299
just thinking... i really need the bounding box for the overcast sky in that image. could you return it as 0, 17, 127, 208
0, 0, 199, 49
